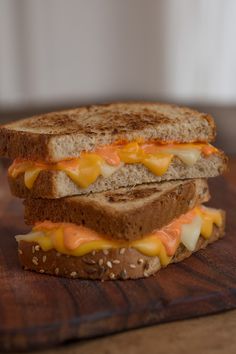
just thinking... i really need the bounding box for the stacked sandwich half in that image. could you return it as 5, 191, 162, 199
0, 103, 227, 279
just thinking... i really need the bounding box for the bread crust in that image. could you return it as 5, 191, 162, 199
17, 220, 225, 280
0, 102, 216, 161
8, 153, 227, 199
24, 179, 209, 240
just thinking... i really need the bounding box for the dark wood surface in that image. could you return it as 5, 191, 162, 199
0, 162, 236, 352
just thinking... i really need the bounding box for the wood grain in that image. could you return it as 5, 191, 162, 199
35, 309, 236, 354
0, 161, 236, 352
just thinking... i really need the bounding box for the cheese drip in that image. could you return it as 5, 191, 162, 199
15, 206, 222, 266
8, 142, 217, 190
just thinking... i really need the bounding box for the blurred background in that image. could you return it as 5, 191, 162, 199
0, 0, 235, 152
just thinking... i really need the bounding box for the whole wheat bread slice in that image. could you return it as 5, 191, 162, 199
10, 152, 227, 199
17, 220, 225, 280
24, 179, 210, 240
0, 102, 216, 162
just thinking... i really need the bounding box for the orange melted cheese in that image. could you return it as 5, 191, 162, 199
15, 206, 223, 266
9, 142, 218, 190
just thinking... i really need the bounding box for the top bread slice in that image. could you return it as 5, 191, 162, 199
24, 178, 210, 240
0, 102, 216, 162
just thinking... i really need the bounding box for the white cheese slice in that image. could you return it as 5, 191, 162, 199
100, 162, 123, 178
166, 148, 201, 166
180, 215, 202, 251
15, 231, 44, 242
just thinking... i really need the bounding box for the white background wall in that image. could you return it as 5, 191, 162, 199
0, 0, 236, 108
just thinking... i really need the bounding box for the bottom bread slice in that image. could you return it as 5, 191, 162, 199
18, 223, 225, 280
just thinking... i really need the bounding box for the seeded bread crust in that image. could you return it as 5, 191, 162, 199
9, 152, 227, 199
24, 179, 210, 240
0, 102, 216, 162
17, 219, 225, 280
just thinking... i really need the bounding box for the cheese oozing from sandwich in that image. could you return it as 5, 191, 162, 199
15, 206, 223, 266
9, 141, 218, 190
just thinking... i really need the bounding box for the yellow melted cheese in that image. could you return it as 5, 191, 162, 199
8, 142, 218, 190
197, 205, 223, 238
15, 206, 222, 266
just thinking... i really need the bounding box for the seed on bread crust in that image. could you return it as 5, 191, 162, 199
32, 256, 38, 265
70, 271, 77, 277
112, 259, 120, 264
103, 249, 109, 255
98, 259, 104, 266
137, 258, 144, 264
107, 261, 112, 269
42, 255, 47, 263
35, 245, 40, 251
109, 272, 115, 279
85, 258, 96, 265
18, 249, 23, 255
129, 264, 136, 269
119, 248, 126, 255
55, 268, 59, 275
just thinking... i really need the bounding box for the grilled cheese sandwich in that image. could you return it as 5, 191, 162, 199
0, 102, 227, 280
9, 142, 218, 190
16, 206, 222, 266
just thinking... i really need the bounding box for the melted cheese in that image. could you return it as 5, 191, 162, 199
100, 162, 123, 178
197, 205, 223, 238
9, 142, 218, 190
62, 154, 103, 189
15, 205, 222, 266
142, 153, 174, 175
131, 236, 170, 265
142, 144, 203, 166
181, 215, 202, 251
24, 168, 43, 189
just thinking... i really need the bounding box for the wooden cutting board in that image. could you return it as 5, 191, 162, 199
0, 169, 236, 352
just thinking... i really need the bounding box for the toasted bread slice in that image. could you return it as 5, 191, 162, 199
10, 152, 226, 198
24, 179, 210, 240
0, 102, 216, 162
17, 220, 225, 280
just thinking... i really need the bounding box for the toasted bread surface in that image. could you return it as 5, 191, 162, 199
17, 220, 225, 280
0, 102, 216, 161
9, 152, 227, 199
24, 179, 210, 240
